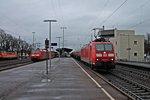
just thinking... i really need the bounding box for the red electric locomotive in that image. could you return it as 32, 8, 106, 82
81, 39, 115, 70
30, 48, 57, 62
0, 51, 18, 59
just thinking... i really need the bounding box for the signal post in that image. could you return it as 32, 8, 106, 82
45, 38, 49, 74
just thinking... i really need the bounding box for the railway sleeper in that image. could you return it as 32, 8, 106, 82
132, 87, 142, 90
124, 85, 138, 89
132, 89, 146, 93
135, 92, 150, 96
139, 95, 150, 100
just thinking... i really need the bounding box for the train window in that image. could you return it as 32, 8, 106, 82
96, 44, 104, 51
32, 50, 39, 54
96, 44, 113, 51
105, 44, 113, 51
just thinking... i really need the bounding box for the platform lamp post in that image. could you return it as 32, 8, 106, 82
56, 36, 61, 60
43, 19, 57, 70
32, 32, 35, 48
60, 27, 67, 56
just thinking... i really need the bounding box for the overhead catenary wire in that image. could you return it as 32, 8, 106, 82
138, 0, 150, 9
99, 0, 128, 26
0, 26, 23, 38
103, 0, 109, 8
57, 0, 66, 27
123, 0, 150, 17
111, 0, 150, 30
0, 12, 31, 37
130, 18, 150, 29
49, 0, 67, 28
0, 0, 43, 41
128, 0, 150, 29
50, 0, 61, 22
89, 0, 110, 28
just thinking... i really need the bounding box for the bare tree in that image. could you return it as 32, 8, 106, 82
0, 28, 31, 53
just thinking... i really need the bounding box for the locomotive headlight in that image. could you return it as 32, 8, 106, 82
96, 54, 102, 57
108, 54, 114, 57
36, 54, 40, 56
111, 58, 114, 61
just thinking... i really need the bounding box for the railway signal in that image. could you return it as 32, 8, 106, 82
45, 38, 49, 49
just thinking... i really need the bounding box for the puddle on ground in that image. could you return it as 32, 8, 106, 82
31, 83, 47, 88
41, 79, 51, 82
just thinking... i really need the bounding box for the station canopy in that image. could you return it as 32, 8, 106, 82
56, 48, 73, 53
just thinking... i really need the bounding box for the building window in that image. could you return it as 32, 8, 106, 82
116, 41, 117, 45
134, 41, 137, 45
134, 52, 137, 56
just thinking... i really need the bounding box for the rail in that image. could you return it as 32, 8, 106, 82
0, 58, 32, 71
104, 65, 150, 100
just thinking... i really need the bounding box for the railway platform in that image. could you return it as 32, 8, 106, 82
116, 61, 150, 68
0, 58, 128, 100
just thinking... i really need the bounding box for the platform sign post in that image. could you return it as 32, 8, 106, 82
45, 38, 49, 74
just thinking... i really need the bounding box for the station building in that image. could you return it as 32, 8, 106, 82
99, 28, 144, 61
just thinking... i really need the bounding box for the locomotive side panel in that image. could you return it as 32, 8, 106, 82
0, 51, 18, 59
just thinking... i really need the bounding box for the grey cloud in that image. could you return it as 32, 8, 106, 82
0, 0, 150, 50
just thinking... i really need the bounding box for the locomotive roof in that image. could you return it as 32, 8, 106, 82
93, 38, 109, 42
81, 41, 113, 49
91, 41, 113, 45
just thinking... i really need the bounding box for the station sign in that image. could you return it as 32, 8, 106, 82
51, 43, 57, 46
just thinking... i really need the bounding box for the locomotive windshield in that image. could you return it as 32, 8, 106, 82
32, 50, 40, 54
96, 44, 113, 51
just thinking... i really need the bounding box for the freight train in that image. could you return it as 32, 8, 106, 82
71, 38, 115, 70
30, 48, 58, 62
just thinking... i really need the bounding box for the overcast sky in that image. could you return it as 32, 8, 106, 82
0, 0, 150, 50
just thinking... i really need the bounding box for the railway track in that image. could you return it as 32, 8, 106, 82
74, 59, 134, 100
113, 65, 150, 87
74, 58, 150, 100
0, 58, 32, 71
103, 65, 150, 100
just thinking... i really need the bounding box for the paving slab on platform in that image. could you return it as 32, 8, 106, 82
0, 58, 114, 100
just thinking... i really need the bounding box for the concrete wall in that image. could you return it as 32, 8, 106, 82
109, 29, 144, 61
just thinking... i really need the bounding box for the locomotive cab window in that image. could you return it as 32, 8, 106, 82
32, 50, 39, 54
96, 44, 104, 51
105, 44, 113, 51
96, 44, 113, 51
